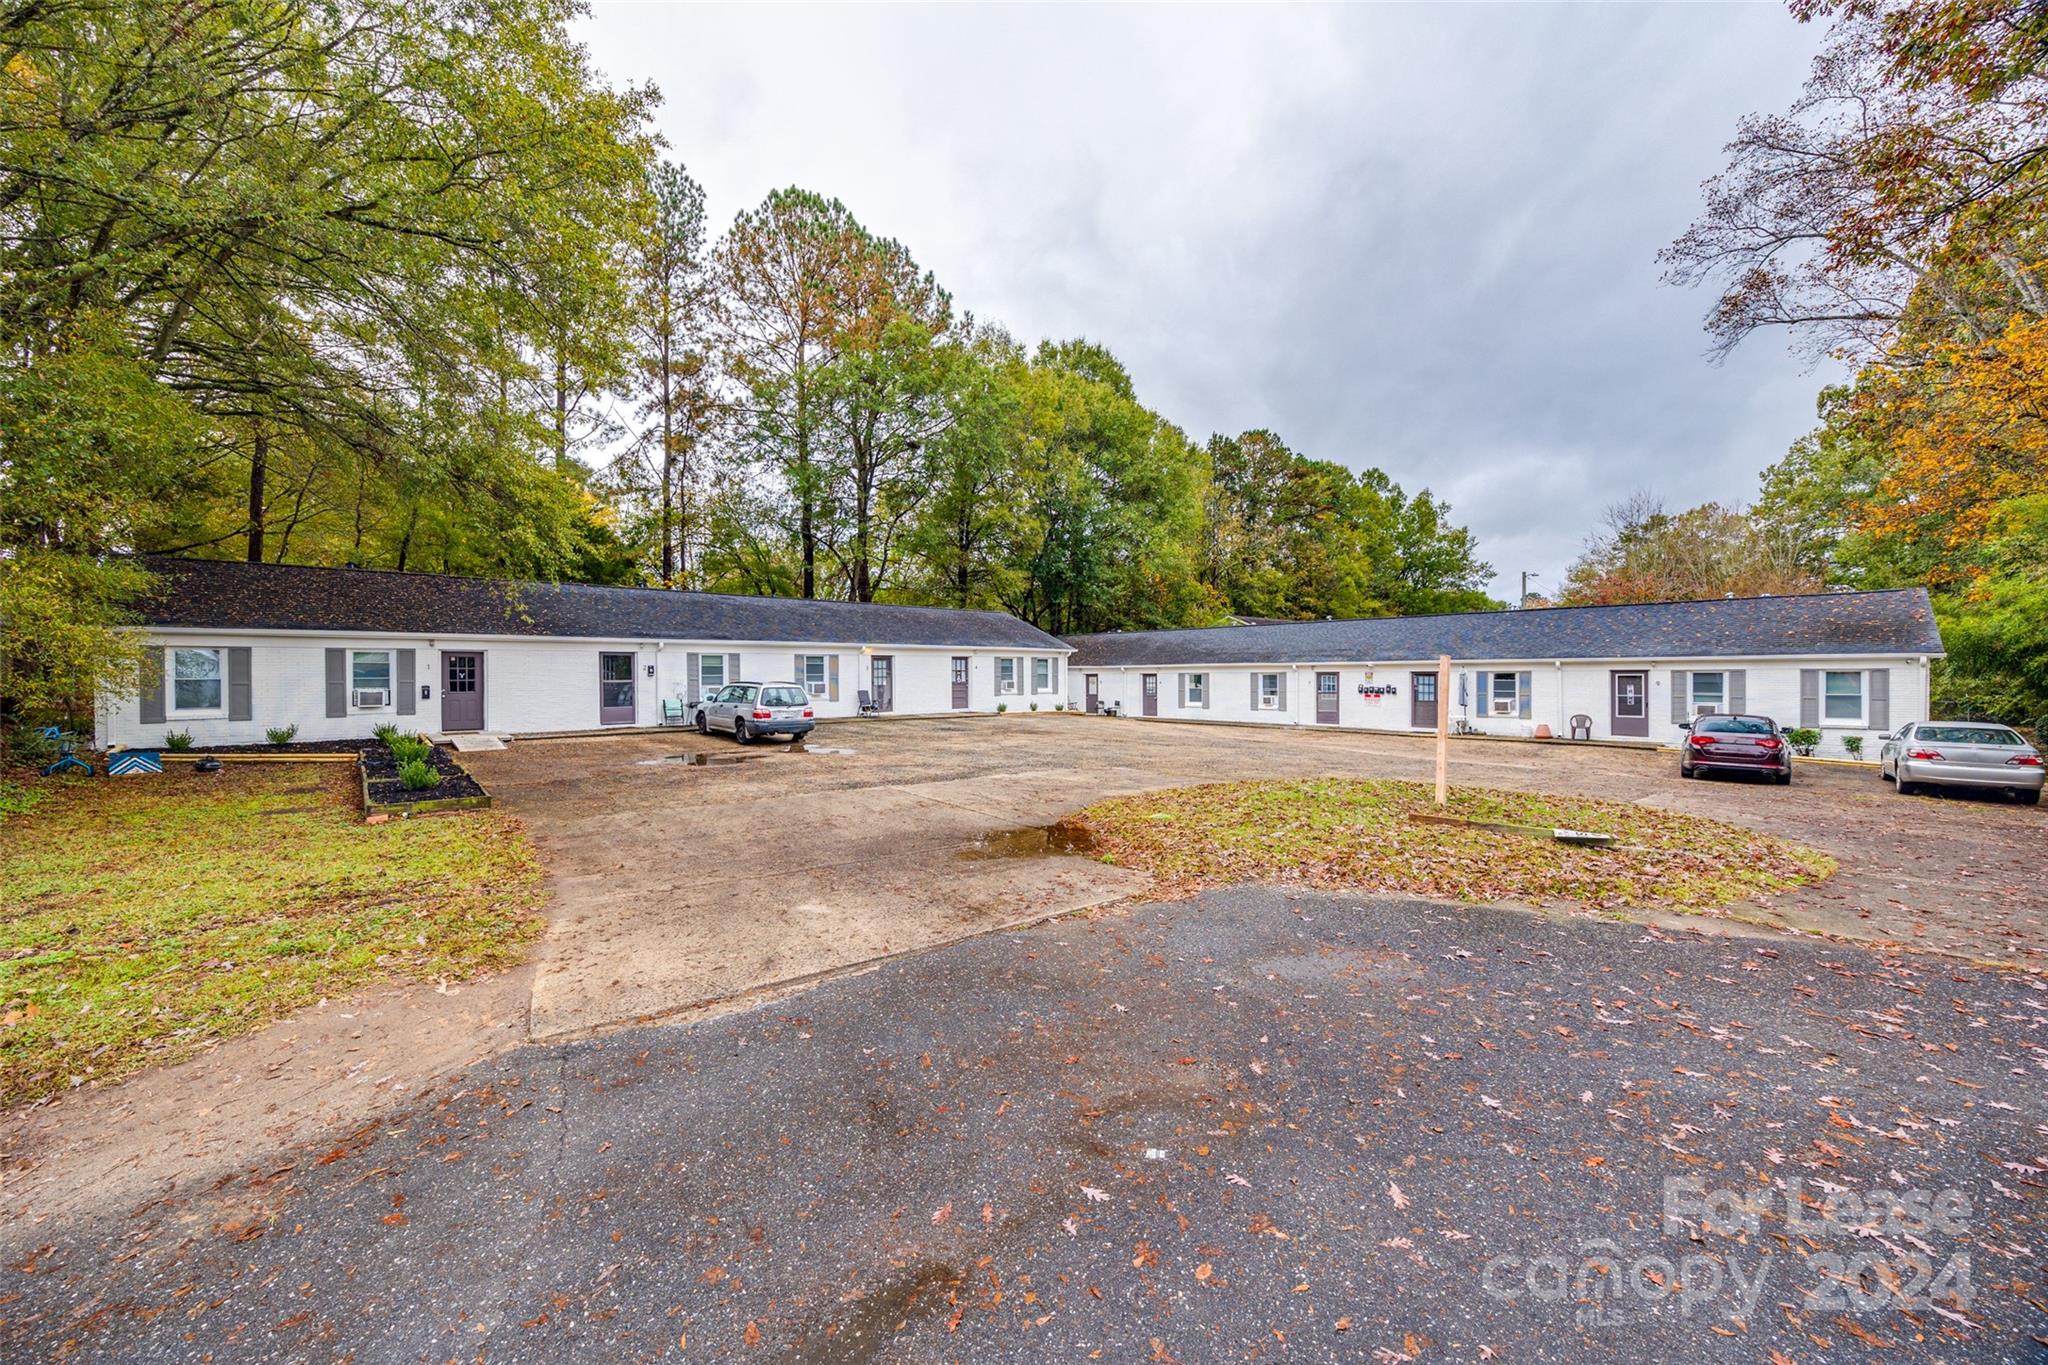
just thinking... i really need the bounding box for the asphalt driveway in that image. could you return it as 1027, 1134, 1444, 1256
469, 713, 2047, 1041
7, 888, 2041, 1362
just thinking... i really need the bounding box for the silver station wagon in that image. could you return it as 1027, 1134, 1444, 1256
693, 682, 815, 744
1880, 721, 2043, 805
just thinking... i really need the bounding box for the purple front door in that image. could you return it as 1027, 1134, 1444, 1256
441, 653, 484, 732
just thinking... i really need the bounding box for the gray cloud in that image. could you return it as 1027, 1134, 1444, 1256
580, 2, 1841, 596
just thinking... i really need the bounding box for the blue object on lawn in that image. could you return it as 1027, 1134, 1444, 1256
39, 725, 95, 776
108, 750, 163, 777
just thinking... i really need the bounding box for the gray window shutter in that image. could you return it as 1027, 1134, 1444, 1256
1203, 675, 1211, 709
1728, 669, 1746, 714
686, 652, 700, 704
1473, 671, 1487, 714
1250, 673, 1259, 709
1049, 657, 1059, 694
1177, 673, 1187, 707
828, 655, 839, 702
1867, 668, 1889, 732
227, 646, 254, 721
1799, 669, 1820, 728
1671, 671, 1689, 723
1277, 673, 1289, 713
794, 653, 805, 689
1517, 671, 1532, 720
726, 653, 740, 688
139, 648, 167, 725
326, 648, 347, 718
395, 649, 415, 717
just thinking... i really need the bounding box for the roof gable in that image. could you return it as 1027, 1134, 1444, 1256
135, 557, 1069, 651
1064, 590, 1944, 667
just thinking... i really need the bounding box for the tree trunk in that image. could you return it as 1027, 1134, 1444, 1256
245, 422, 267, 563
660, 332, 676, 587
554, 351, 570, 471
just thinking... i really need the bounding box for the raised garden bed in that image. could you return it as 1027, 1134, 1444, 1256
359, 739, 489, 816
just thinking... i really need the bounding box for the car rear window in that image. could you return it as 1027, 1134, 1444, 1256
1918, 725, 2024, 745
1696, 716, 1774, 735
759, 686, 807, 708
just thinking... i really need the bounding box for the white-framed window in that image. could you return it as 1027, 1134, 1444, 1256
698, 653, 725, 694
351, 650, 392, 709
1032, 657, 1051, 693
1824, 670, 1864, 724
1257, 673, 1281, 710
799, 654, 828, 696
1490, 671, 1517, 716
171, 647, 224, 714
998, 657, 1018, 694
1691, 671, 1726, 715
1186, 672, 1207, 705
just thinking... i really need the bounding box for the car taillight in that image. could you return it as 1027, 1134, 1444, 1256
1906, 748, 1943, 761
1689, 734, 1715, 746
1756, 736, 1782, 750
2008, 754, 2044, 767
752, 709, 771, 720
802, 709, 813, 718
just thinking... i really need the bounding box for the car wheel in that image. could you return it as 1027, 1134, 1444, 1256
695, 711, 709, 735
1775, 770, 1792, 785
2018, 789, 2040, 806
733, 718, 750, 744
1894, 775, 1915, 796
1679, 762, 1692, 779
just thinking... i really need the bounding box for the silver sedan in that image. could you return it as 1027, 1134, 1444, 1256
1880, 721, 2043, 805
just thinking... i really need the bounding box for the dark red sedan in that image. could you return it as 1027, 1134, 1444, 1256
1679, 714, 1793, 784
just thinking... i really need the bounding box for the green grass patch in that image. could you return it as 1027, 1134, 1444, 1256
0, 764, 545, 1107
1071, 779, 1835, 910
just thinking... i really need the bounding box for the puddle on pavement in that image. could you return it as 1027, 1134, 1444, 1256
633, 752, 766, 767
958, 819, 1098, 860
632, 744, 856, 767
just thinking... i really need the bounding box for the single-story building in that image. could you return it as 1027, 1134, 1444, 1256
100, 557, 1074, 748
1062, 589, 1945, 758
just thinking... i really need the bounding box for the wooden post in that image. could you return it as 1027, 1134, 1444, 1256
1434, 654, 1451, 806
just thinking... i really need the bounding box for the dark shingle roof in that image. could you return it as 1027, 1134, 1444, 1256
136, 557, 1068, 650
1064, 589, 1943, 667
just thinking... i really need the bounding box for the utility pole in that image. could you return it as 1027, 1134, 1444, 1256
1520, 570, 1539, 607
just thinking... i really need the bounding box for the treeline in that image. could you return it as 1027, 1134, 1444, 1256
0, 1, 1493, 719
1571, 0, 2048, 726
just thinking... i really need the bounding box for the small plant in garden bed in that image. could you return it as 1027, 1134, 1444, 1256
265, 724, 299, 745
1785, 727, 1820, 756
387, 733, 433, 765
164, 729, 194, 751
996, 703, 1008, 713
373, 722, 401, 744
1842, 735, 1864, 759
397, 757, 440, 790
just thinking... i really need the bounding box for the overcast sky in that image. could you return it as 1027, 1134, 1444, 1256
578, 3, 1841, 599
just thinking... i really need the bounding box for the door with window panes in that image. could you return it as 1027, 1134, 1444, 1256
442, 653, 484, 731
599, 653, 636, 725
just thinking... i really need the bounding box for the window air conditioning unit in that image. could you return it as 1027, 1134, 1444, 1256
352, 688, 390, 708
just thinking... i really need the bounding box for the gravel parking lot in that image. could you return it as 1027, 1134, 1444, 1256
472, 712, 2047, 1043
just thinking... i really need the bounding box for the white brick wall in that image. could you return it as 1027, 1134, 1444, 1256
101, 633, 1075, 748
1065, 656, 1931, 759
